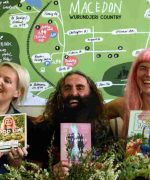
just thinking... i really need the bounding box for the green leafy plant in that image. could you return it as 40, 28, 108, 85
0, 161, 51, 180
0, 140, 150, 180
119, 154, 150, 180
67, 153, 121, 180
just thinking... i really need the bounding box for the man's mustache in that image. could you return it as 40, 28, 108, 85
63, 96, 82, 103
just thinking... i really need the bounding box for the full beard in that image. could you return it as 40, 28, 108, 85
60, 94, 99, 122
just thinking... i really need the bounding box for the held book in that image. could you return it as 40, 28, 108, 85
60, 123, 91, 162
126, 110, 150, 156
0, 113, 27, 152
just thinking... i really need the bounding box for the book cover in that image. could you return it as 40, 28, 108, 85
60, 123, 91, 163
126, 110, 150, 156
0, 113, 27, 152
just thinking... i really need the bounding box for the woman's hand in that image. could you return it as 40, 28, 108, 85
53, 160, 71, 179
7, 147, 28, 167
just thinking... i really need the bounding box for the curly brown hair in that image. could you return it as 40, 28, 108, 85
43, 71, 105, 123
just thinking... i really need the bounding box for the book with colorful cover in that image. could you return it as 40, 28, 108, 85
0, 113, 27, 152
60, 123, 91, 163
126, 110, 150, 156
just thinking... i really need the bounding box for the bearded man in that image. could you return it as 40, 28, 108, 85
42, 71, 113, 174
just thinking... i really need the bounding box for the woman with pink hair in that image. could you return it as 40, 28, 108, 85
105, 48, 150, 138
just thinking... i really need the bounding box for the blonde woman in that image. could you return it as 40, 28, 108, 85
1, 115, 17, 133
0, 62, 29, 173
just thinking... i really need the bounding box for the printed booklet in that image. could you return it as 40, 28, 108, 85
60, 123, 91, 162
126, 110, 150, 156
0, 113, 27, 152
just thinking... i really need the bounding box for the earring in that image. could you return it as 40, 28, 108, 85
140, 89, 142, 94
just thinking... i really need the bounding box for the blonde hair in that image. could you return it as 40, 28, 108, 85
0, 62, 30, 106
1, 115, 16, 133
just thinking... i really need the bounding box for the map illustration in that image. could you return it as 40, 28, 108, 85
0, 0, 150, 105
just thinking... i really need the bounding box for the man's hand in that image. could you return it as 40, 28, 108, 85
53, 160, 71, 179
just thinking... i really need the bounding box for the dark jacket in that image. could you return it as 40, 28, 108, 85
50, 108, 113, 165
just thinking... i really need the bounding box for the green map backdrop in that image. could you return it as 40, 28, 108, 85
0, 0, 150, 105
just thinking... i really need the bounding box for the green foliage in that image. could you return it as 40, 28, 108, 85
0, 161, 50, 180
0, 140, 150, 180
13, 114, 25, 128
67, 153, 121, 180
119, 154, 150, 180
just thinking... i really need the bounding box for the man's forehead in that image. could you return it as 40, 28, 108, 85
63, 74, 88, 85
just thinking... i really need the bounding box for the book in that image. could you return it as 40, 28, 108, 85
0, 113, 27, 152
60, 123, 91, 163
126, 110, 150, 156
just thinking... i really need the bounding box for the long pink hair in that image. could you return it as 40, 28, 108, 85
123, 48, 150, 137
